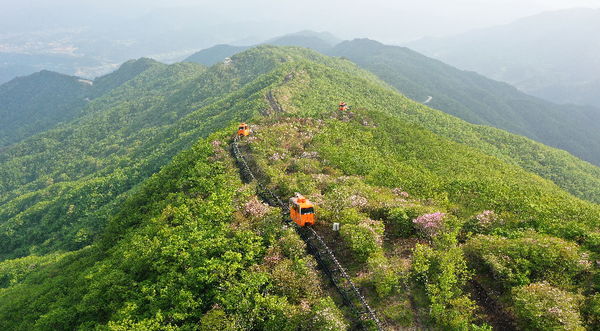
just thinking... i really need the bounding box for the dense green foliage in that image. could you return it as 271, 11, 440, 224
2, 45, 600, 330
0, 135, 346, 330
243, 107, 600, 329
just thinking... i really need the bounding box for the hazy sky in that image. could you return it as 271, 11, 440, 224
3, 0, 600, 44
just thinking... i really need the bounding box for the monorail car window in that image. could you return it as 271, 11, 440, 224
301, 207, 314, 215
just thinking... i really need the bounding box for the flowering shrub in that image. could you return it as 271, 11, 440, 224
243, 196, 271, 218
312, 297, 348, 330
463, 210, 504, 235
269, 152, 286, 161
413, 212, 446, 238
348, 194, 368, 208
512, 282, 584, 331
300, 151, 319, 159
475, 210, 502, 228
392, 187, 409, 198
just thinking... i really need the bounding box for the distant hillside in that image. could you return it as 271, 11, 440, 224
0, 59, 160, 149
187, 36, 600, 169
0, 70, 91, 148
327, 38, 600, 168
89, 58, 163, 99
183, 30, 341, 66
267, 35, 333, 53
406, 8, 600, 107
182, 44, 250, 66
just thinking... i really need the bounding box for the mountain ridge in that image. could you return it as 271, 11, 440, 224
2, 45, 600, 330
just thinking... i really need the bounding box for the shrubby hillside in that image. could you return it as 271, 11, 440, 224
187, 37, 600, 173
0, 45, 389, 261
327, 38, 600, 169
1, 45, 600, 330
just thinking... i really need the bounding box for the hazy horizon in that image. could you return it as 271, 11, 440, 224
1, 0, 599, 83
3, 0, 600, 44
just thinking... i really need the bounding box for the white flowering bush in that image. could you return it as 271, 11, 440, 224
243, 196, 271, 218
312, 297, 348, 330
463, 210, 504, 235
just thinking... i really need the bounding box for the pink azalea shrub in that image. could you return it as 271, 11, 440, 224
413, 212, 446, 238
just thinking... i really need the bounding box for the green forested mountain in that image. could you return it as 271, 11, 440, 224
0, 46, 390, 261
183, 31, 341, 66
187, 36, 600, 173
0, 70, 91, 148
1, 45, 600, 330
0, 58, 159, 149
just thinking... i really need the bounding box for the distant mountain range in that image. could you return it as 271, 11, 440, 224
406, 8, 600, 107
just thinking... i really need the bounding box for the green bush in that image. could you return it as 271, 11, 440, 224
411, 240, 478, 330
463, 233, 591, 289
339, 219, 384, 262
367, 251, 398, 297
512, 282, 584, 331
581, 293, 600, 331
388, 207, 414, 237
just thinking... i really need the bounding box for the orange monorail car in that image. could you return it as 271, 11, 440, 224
290, 193, 315, 227
238, 123, 250, 136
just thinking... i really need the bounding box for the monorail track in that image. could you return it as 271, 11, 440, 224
232, 135, 382, 331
